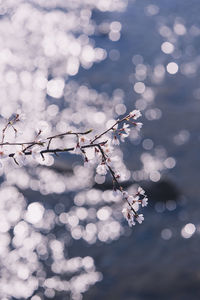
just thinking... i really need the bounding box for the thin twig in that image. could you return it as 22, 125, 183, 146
90, 113, 130, 144
8, 141, 107, 158
97, 144, 138, 216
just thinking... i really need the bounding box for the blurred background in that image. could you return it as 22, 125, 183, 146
0, 0, 199, 299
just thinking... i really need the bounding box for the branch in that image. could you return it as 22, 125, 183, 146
8, 141, 107, 158
0, 109, 147, 227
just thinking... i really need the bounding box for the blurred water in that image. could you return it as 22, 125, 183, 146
0, 0, 200, 299
77, 0, 200, 194
83, 1, 200, 298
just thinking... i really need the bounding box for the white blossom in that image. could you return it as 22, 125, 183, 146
141, 197, 148, 207
104, 143, 114, 155
135, 214, 144, 224
138, 186, 145, 195
123, 123, 130, 135
127, 195, 134, 204
112, 135, 120, 146
135, 122, 143, 131
96, 163, 108, 175
120, 135, 127, 143
129, 109, 141, 119
106, 156, 115, 168
94, 148, 102, 164
121, 124, 130, 142
36, 121, 49, 135
31, 145, 41, 159
122, 207, 136, 227
132, 201, 139, 212
127, 195, 139, 205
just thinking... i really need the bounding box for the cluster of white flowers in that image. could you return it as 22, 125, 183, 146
121, 186, 148, 227
129, 109, 142, 119
91, 110, 148, 227
96, 163, 108, 176
111, 109, 143, 145
122, 207, 144, 227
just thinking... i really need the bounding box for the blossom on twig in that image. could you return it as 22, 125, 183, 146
122, 207, 136, 227
112, 135, 120, 146
120, 123, 131, 142
129, 109, 142, 120
135, 214, 144, 224
0, 108, 148, 228
127, 195, 139, 205
96, 163, 108, 176
134, 122, 143, 131
138, 186, 145, 195
141, 197, 148, 207
31, 145, 42, 160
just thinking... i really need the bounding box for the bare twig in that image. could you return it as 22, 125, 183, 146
8, 141, 107, 158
